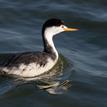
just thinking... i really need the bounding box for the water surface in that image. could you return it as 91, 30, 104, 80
0, 0, 107, 107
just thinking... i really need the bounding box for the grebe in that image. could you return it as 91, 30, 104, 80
0, 18, 78, 78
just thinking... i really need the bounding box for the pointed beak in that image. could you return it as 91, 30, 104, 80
64, 27, 79, 32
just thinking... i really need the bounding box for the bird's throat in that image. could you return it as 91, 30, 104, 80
42, 33, 58, 61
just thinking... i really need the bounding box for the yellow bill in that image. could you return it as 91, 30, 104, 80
64, 27, 79, 32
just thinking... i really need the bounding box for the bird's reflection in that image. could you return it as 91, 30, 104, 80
36, 80, 71, 94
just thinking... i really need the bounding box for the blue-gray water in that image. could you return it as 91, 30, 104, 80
0, 0, 107, 107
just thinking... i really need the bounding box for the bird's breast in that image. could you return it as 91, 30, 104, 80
2, 57, 57, 77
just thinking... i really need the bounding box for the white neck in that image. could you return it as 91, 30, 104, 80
44, 29, 58, 60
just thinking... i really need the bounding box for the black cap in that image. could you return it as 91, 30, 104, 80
43, 18, 64, 27
42, 18, 64, 34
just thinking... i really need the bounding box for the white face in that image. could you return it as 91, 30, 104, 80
45, 25, 67, 36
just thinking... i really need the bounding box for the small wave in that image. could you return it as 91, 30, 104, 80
0, 78, 16, 95
68, 1, 107, 22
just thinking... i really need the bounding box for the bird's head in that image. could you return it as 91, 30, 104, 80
42, 18, 79, 37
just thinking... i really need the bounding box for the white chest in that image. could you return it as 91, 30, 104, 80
2, 58, 57, 77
